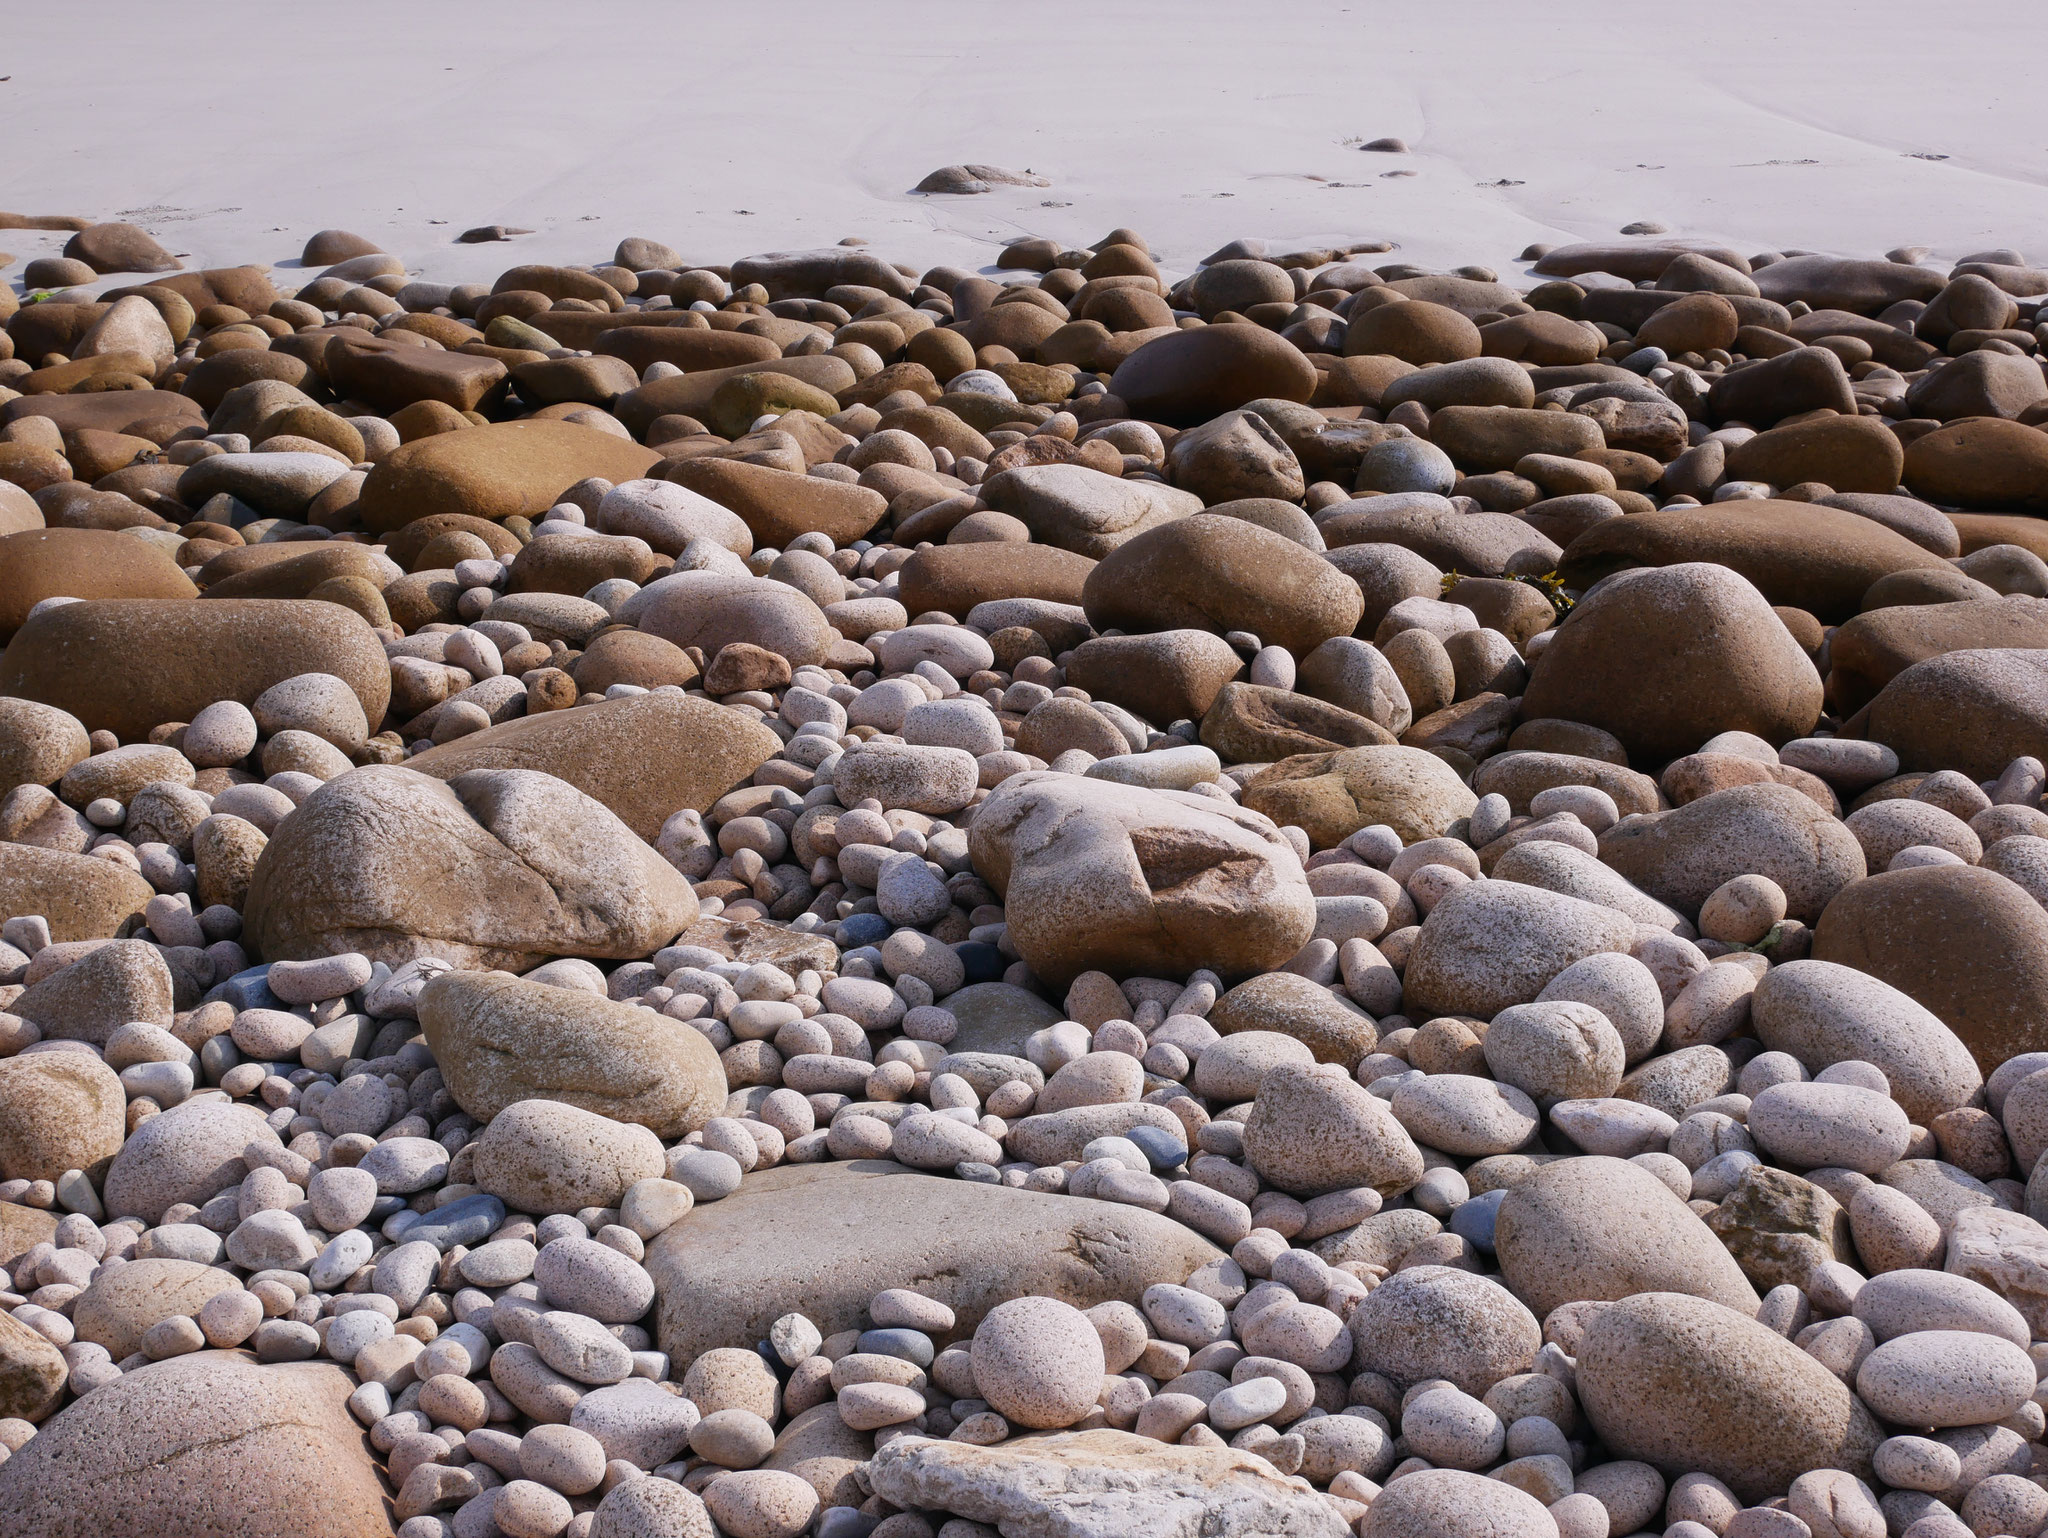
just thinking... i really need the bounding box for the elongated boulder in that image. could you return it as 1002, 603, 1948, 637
647, 1161, 1219, 1362
0, 528, 196, 641
1576, 1292, 1882, 1502
407, 692, 779, 841
1495, 1156, 1760, 1319
1558, 501, 1954, 623
243, 765, 697, 971
966, 770, 1315, 987
1824, 597, 2048, 716
0, 599, 389, 742
420, 970, 725, 1137
867, 1429, 1349, 1538
354, 419, 660, 532
1750, 958, 1983, 1123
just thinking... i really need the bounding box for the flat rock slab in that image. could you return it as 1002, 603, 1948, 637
647, 1160, 1218, 1362
867, 1428, 1350, 1538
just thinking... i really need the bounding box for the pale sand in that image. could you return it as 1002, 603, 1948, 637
8, 0, 2048, 286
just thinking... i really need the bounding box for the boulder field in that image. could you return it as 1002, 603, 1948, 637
1, 222, 2047, 1538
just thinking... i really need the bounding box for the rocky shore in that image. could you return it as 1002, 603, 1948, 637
0, 220, 2046, 1538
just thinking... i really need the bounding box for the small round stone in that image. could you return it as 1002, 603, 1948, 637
970, 1295, 1108, 1429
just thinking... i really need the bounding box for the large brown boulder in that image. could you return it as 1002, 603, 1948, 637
0, 1352, 393, 1538
407, 692, 778, 841
1081, 515, 1363, 656
0, 599, 389, 742
244, 765, 697, 971
1063, 631, 1245, 724
647, 1161, 1220, 1361
1815, 864, 2048, 1075
0, 843, 155, 941
1902, 418, 2048, 512
1825, 597, 2048, 715
326, 332, 507, 413
1750, 254, 1945, 314
967, 771, 1314, 986
0, 528, 196, 640
1723, 414, 1904, 494
1860, 647, 2048, 778
1597, 782, 1865, 922
354, 419, 660, 532
1109, 324, 1317, 426
420, 970, 726, 1137
1521, 562, 1822, 763
664, 457, 888, 547
1558, 501, 1954, 623
1241, 744, 1477, 848
1, 390, 205, 445
896, 543, 1096, 615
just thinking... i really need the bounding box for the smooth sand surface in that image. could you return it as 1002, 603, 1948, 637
8, 0, 2048, 284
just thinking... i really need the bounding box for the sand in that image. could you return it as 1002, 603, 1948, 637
7, 0, 2048, 285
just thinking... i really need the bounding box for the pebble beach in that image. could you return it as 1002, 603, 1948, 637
4, 7, 2048, 1537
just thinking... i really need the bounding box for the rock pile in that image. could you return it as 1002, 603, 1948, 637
2, 221, 2048, 1537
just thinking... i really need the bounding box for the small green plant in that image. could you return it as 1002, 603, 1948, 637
1441, 567, 1575, 618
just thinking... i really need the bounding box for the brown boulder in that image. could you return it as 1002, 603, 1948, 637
0, 599, 390, 742
1904, 350, 2048, 422
1522, 563, 1823, 763
1064, 631, 1245, 724
354, 420, 660, 533
1344, 300, 1481, 364
1082, 516, 1363, 655
1429, 406, 1604, 472
0, 844, 154, 941
1558, 501, 1954, 623
664, 457, 887, 547
1814, 863, 2048, 1075
1109, 325, 1317, 426
1750, 254, 1946, 314
1860, 647, 2048, 779
1708, 348, 1858, 426
62, 222, 180, 275
1825, 596, 2048, 714
1902, 418, 2048, 511
1724, 415, 1904, 495
326, 332, 506, 413
0, 528, 197, 641
1242, 743, 1478, 848
407, 691, 779, 841
1200, 681, 1395, 761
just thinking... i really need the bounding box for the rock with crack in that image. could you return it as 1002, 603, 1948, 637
646, 1161, 1218, 1362
866, 1428, 1352, 1538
